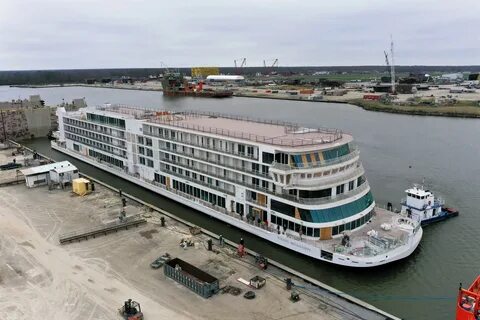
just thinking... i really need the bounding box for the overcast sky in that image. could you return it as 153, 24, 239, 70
1, 0, 479, 70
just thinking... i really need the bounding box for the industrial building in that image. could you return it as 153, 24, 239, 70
20, 161, 78, 188
206, 75, 245, 84
191, 67, 219, 79
0, 95, 56, 141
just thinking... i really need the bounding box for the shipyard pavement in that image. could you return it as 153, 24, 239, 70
0, 182, 383, 320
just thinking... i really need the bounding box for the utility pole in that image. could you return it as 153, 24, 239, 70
0, 110, 6, 142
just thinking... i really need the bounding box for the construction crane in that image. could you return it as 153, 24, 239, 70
263, 59, 278, 75
160, 61, 170, 73
389, 35, 396, 94
384, 51, 390, 77
234, 58, 246, 75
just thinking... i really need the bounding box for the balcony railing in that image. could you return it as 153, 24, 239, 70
160, 166, 235, 196
64, 127, 126, 150
159, 156, 275, 196
285, 164, 365, 189
159, 145, 270, 179
271, 148, 360, 171
145, 131, 258, 161
279, 181, 370, 205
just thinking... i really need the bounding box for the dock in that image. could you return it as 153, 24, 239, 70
1, 140, 403, 320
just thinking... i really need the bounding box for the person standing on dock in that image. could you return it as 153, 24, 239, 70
237, 238, 246, 257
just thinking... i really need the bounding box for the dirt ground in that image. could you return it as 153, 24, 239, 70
0, 183, 358, 320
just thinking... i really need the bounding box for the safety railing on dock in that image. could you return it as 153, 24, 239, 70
58, 216, 146, 244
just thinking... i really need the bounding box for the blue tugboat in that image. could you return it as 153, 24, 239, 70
400, 185, 459, 226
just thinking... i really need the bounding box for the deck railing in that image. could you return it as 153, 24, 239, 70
271, 148, 360, 171
147, 110, 343, 147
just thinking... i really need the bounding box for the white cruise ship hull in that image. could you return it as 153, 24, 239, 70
52, 142, 422, 268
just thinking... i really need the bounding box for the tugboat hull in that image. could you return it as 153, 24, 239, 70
421, 208, 459, 226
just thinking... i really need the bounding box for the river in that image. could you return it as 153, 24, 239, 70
2, 85, 479, 319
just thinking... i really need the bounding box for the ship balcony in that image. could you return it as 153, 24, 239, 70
270, 148, 360, 173
272, 163, 364, 190
279, 181, 371, 206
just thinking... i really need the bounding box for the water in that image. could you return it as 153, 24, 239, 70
3, 85, 480, 319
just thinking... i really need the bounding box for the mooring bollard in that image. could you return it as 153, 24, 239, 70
219, 235, 224, 247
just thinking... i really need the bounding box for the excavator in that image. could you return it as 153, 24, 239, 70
119, 299, 144, 320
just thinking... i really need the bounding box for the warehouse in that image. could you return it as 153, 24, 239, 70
206, 75, 245, 84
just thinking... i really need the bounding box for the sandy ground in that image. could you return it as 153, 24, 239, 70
0, 183, 368, 320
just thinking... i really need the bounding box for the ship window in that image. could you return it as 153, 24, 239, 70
288, 220, 294, 230
247, 146, 254, 157
357, 175, 365, 187
332, 226, 339, 236
262, 152, 274, 164
306, 227, 313, 237
238, 144, 245, 154
279, 217, 285, 228
336, 184, 345, 195
349, 180, 354, 191
314, 228, 320, 237
271, 200, 296, 217
301, 226, 307, 235
323, 171, 330, 176
299, 188, 331, 199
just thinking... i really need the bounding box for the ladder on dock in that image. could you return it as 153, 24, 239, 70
59, 216, 147, 244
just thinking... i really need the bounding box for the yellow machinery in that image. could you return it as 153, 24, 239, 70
72, 177, 94, 196
191, 67, 219, 79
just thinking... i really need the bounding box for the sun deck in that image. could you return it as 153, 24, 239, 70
89, 105, 349, 148
147, 111, 350, 148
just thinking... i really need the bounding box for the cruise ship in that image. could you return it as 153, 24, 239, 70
53, 105, 422, 267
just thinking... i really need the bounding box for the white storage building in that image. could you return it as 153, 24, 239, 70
20, 161, 78, 188
206, 75, 244, 83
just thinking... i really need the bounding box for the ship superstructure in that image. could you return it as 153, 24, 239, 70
53, 105, 422, 267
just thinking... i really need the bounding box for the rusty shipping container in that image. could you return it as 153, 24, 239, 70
164, 258, 219, 298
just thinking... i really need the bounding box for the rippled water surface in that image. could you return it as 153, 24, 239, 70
2, 85, 479, 319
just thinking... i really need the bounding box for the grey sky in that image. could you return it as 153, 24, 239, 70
1, 0, 479, 70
